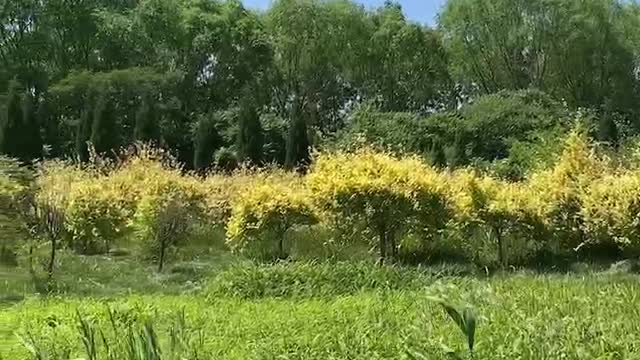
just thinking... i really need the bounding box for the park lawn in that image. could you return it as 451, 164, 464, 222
2, 273, 640, 359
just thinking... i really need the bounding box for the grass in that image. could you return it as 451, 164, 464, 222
2, 236, 640, 359
2, 271, 640, 359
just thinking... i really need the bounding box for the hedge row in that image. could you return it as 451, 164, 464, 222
4, 130, 640, 266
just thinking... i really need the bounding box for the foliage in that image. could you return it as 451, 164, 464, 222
132, 178, 206, 271
236, 97, 263, 165
64, 178, 132, 255
226, 180, 316, 258
308, 148, 449, 263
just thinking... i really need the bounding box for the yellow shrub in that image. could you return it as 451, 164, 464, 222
64, 178, 133, 254
202, 167, 301, 226
528, 130, 610, 250
307, 148, 449, 262
581, 171, 640, 252
132, 178, 206, 269
226, 181, 316, 258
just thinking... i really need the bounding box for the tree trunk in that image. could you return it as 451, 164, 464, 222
48, 237, 56, 281
278, 236, 285, 260
158, 237, 166, 272
495, 225, 504, 267
390, 232, 397, 263
378, 223, 387, 266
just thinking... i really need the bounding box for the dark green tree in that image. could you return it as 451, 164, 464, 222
597, 113, 619, 148
285, 102, 310, 170
447, 132, 467, 167
21, 93, 43, 161
37, 96, 62, 158
236, 96, 263, 165
134, 94, 159, 142
75, 106, 92, 162
429, 138, 447, 168
0, 81, 42, 161
91, 92, 119, 155
193, 113, 223, 171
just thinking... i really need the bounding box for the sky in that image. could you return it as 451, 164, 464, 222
242, 0, 447, 25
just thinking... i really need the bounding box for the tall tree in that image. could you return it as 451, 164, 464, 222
193, 113, 223, 171
91, 92, 119, 155
285, 102, 310, 170
440, 0, 639, 115
134, 94, 159, 142
236, 95, 263, 165
0, 81, 42, 161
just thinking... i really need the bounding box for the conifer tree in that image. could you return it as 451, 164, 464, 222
285, 101, 310, 170
236, 95, 263, 165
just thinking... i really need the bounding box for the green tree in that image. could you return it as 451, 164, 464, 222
0, 81, 42, 161
236, 96, 263, 165
440, 0, 639, 115
193, 113, 223, 171
134, 94, 159, 142
285, 102, 310, 170
91, 92, 119, 155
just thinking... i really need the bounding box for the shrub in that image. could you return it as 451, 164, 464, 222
64, 178, 132, 254
226, 180, 316, 259
132, 177, 206, 271
448, 170, 545, 266
308, 149, 450, 264
529, 129, 609, 253
581, 171, 640, 254
0, 156, 32, 263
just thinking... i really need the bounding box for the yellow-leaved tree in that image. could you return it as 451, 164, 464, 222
307, 149, 449, 264
528, 128, 609, 253
226, 181, 316, 259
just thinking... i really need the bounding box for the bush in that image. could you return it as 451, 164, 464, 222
206, 261, 431, 299
581, 171, 640, 255
529, 128, 609, 253
226, 180, 316, 259
64, 178, 132, 254
308, 149, 450, 264
0, 156, 31, 261
132, 176, 206, 271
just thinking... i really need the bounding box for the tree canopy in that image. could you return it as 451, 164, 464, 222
2, 0, 640, 169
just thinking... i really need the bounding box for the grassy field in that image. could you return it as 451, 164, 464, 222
2, 248, 640, 359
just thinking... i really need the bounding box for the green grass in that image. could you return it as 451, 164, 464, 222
2, 273, 640, 359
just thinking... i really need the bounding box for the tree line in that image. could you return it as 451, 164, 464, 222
1, 0, 639, 170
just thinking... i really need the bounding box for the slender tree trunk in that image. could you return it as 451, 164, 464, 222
158, 237, 166, 272
494, 225, 504, 267
378, 222, 387, 266
390, 232, 397, 263
278, 236, 285, 260
48, 237, 56, 281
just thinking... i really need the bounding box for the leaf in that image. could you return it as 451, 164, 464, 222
463, 307, 477, 352
440, 302, 466, 335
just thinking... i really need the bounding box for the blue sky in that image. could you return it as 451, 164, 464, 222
242, 0, 447, 25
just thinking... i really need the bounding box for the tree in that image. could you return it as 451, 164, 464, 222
193, 113, 223, 171
75, 105, 93, 162
285, 103, 310, 170
597, 114, 619, 148
440, 0, 639, 116
37, 96, 63, 158
134, 94, 159, 142
236, 96, 263, 165
0, 81, 42, 161
21, 93, 43, 161
91, 92, 119, 155
429, 138, 447, 168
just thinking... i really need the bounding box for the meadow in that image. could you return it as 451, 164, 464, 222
3, 252, 640, 359
3, 129, 640, 359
